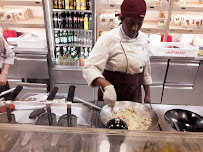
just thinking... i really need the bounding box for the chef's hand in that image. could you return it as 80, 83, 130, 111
144, 94, 151, 104
0, 73, 7, 85
103, 85, 117, 107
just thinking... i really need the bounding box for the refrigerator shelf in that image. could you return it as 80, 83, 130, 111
99, 4, 169, 11
0, 17, 45, 28
54, 28, 92, 32
52, 9, 92, 13
99, 26, 166, 34
0, 0, 42, 6
55, 43, 92, 48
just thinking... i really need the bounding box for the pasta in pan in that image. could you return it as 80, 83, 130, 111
111, 107, 152, 130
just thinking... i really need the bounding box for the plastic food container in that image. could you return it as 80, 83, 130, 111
17, 33, 47, 49
150, 42, 199, 57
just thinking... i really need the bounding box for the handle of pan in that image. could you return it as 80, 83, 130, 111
66, 85, 76, 127
47, 87, 58, 101
148, 103, 162, 131
6, 86, 23, 101
74, 97, 102, 110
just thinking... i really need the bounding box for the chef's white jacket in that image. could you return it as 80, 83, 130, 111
0, 34, 15, 68
83, 25, 152, 87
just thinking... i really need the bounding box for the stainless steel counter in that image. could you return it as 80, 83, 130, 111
12, 46, 48, 55
150, 55, 203, 61
151, 104, 203, 132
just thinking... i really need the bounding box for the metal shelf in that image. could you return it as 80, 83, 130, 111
0, 17, 45, 28
173, 4, 203, 12
147, 5, 170, 11
52, 9, 92, 13
169, 27, 203, 34
53, 64, 83, 71
99, 4, 169, 11
0, 0, 42, 6
54, 28, 92, 32
99, 21, 166, 34
55, 43, 92, 48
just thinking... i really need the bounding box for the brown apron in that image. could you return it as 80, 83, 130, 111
98, 70, 144, 103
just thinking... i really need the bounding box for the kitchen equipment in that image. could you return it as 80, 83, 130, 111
165, 109, 203, 132
0, 86, 23, 123
51, 85, 79, 149
57, 85, 77, 127
29, 108, 45, 119
74, 97, 101, 110
106, 118, 128, 129
106, 118, 128, 152
100, 101, 159, 131
35, 87, 58, 126
0, 87, 16, 98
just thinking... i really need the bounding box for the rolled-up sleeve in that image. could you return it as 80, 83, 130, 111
83, 35, 110, 87
1, 35, 15, 65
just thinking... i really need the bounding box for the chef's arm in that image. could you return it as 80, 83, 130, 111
143, 85, 151, 103
0, 64, 10, 85
93, 77, 112, 89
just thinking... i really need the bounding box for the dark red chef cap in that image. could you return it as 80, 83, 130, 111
120, 0, 146, 18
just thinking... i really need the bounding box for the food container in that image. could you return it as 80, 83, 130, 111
150, 42, 199, 57
17, 33, 47, 49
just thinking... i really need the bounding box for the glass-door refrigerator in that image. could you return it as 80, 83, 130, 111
42, 0, 97, 101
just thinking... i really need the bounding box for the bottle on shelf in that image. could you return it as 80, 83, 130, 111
55, 30, 60, 44
84, 13, 89, 30
80, 0, 87, 10
62, 0, 66, 9
69, 0, 74, 9
53, 12, 59, 28
86, 0, 90, 10
63, 31, 68, 43
60, 31, 64, 43
54, 0, 59, 9
79, 47, 85, 66
76, 0, 81, 10
58, 0, 63, 9
81, 13, 84, 29
89, 14, 92, 30
65, 0, 70, 9
55, 46, 60, 64
73, 12, 78, 29
67, 53, 72, 66
84, 47, 89, 59
62, 46, 68, 65
58, 12, 63, 28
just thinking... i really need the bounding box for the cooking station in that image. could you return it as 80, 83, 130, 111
0, 91, 203, 151
2, 93, 202, 131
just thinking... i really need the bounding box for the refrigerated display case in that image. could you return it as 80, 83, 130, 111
43, 0, 97, 101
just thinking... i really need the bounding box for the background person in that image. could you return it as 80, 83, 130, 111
0, 34, 15, 94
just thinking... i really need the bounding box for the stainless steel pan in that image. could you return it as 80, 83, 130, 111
100, 101, 159, 131
74, 97, 159, 131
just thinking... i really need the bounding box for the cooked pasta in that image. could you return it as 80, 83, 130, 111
111, 107, 152, 130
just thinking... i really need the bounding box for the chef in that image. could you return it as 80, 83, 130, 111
83, 0, 152, 107
0, 34, 15, 95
